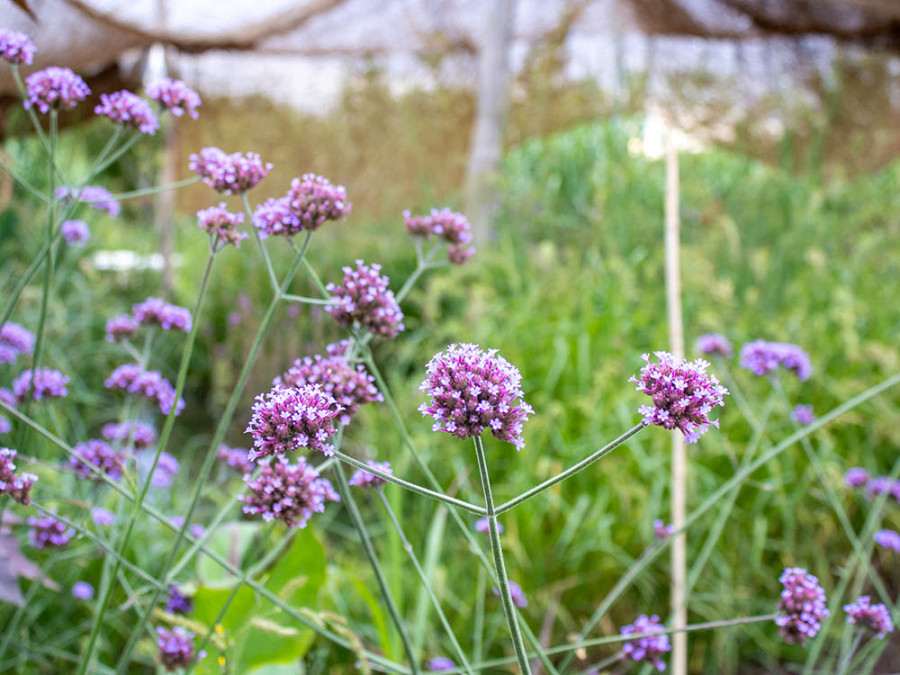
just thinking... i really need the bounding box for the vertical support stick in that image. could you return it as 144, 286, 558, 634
665, 129, 687, 675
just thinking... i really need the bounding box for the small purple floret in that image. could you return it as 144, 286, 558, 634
875, 529, 900, 552
146, 78, 201, 119
475, 517, 503, 534
348, 460, 393, 489
739, 340, 812, 381
24, 67, 90, 113
104, 364, 184, 415
101, 420, 157, 449
55, 185, 121, 218
91, 507, 116, 526
72, 581, 94, 600
13, 368, 69, 402
189, 147, 271, 194
695, 333, 733, 358
0, 29, 37, 65
61, 219, 90, 247
94, 90, 159, 134
620, 614, 671, 671
216, 445, 254, 475
69, 439, 125, 481
654, 519, 675, 539
28, 514, 74, 549
166, 585, 193, 615
241, 456, 340, 528
843, 596, 893, 638
775, 567, 829, 645
0, 322, 34, 364
325, 260, 405, 339
791, 404, 815, 426
403, 208, 475, 265
0, 447, 37, 505
492, 581, 527, 608
196, 203, 247, 250
156, 626, 204, 671
426, 657, 456, 671
844, 467, 869, 489
132, 297, 192, 333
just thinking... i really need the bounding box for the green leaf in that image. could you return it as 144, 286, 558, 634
196, 522, 260, 587
191, 584, 257, 634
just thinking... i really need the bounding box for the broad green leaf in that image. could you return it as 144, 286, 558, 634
196, 521, 260, 587
191, 584, 257, 633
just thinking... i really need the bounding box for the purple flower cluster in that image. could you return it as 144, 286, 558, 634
55, 185, 120, 218
240, 456, 340, 528
165, 585, 193, 615
865, 475, 896, 501
630, 352, 728, 443
426, 657, 456, 671
216, 445, 253, 475
276, 348, 381, 425
142, 451, 180, 488
739, 341, 812, 381
104, 364, 184, 416
94, 90, 159, 134
28, 514, 74, 549
105, 314, 138, 343
72, 581, 94, 600
132, 297, 192, 333
13, 368, 69, 402
69, 439, 125, 481
189, 147, 272, 194
403, 208, 475, 265
0, 322, 35, 364
196, 203, 247, 250
156, 626, 203, 671
101, 421, 157, 449
286, 173, 352, 231
146, 78, 201, 119
791, 404, 815, 426
875, 529, 900, 552
695, 333, 732, 358
475, 517, 503, 534
325, 261, 405, 339
620, 614, 671, 671
775, 567, 830, 645
0, 447, 37, 505
654, 519, 675, 539
61, 220, 90, 247
844, 467, 869, 488
493, 581, 528, 608
843, 596, 893, 638
91, 507, 116, 526
418, 343, 534, 450
0, 29, 36, 65
245, 384, 343, 460
348, 460, 393, 489
24, 67, 90, 113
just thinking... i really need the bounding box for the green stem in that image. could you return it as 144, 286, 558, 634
241, 192, 278, 293
281, 293, 332, 305
0, 159, 51, 203
395, 244, 440, 303
472, 435, 530, 674
837, 630, 865, 675
301, 257, 329, 298
103, 176, 201, 202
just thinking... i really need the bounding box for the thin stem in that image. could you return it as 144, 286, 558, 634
333, 461, 420, 673
472, 435, 530, 673
836, 630, 865, 675
10, 64, 67, 185
395, 243, 441, 303
103, 176, 201, 202
281, 293, 332, 305
495, 424, 645, 515
241, 192, 279, 293
301, 257, 330, 298
0, 159, 51, 203
378, 489, 473, 674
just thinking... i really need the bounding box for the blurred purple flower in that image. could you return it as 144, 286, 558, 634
69, 439, 125, 481
654, 519, 675, 539
739, 341, 812, 381
874, 529, 900, 552
252, 197, 300, 239
189, 147, 271, 194
132, 297, 192, 333
325, 260, 405, 339
285, 173, 352, 231
348, 460, 393, 489
24, 67, 90, 113
0, 447, 37, 505
844, 467, 869, 488
620, 614, 671, 671
0, 29, 36, 65
791, 404, 816, 426
196, 203, 247, 250
475, 517, 503, 534
426, 657, 456, 671
104, 364, 184, 416
105, 314, 139, 343
403, 208, 475, 265
775, 567, 829, 645
101, 420, 156, 449
91, 507, 116, 526
146, 78, 201, 119
165, 585, 193, 615
55, 185, 120, 218
13, 368, 69, 402
493, 581, 527, 608
60, 220, 90, 247
865, 476, 894, 500
844, 596, 893, 638
695, 333, 733, 358
72, 581, 94, 600
216, 445, 254, 475
241, 456, 340, 528
28, 514, 74, 549
94, 90, 159, 134
0, 322, 34, 364
141, 451, 179, 488
156, 626, 204, 671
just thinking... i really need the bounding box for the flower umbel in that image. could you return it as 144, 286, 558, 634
189, 147, 272, 194
403, 208, 475, 264
0, 447, 37, 505
132, 297, 192, 333
874, 529, 900, 552
72, 581, 94, 600
24, 67, 90, 113
775, 567, 830, 645
844, 467, 869, 488
13, 368, 69, 402
69, 439, 126, 481
739, 341, 812, 381
55, 185, 121, 218
156, 626, 204, 671
165, 585, 193, 615
620, 614, 671, 671
104, 364, 184, 416
101, 421, 157, 449
285, 173, 352, 230
94, 90, 159, 134
325, 260, 405, 339
216, 445, 254, 475
843, 596, 893, 638
240, 456, 340, 527
0, 29, 37, 65
61, 220, 90, 247
791, 404, 816, 426
28, 514, 74, 549
196, 203, 247, 250
0, 322, 34, 364
146, 78, 201, 119
348, 460, 393, 489
695, 333, 732, 358
475, 517, 503, 534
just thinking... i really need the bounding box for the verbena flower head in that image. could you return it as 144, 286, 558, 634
630, 352, 728, 443
101, 420, 156, 449
426, 657, 456, 671
739, 341, 812, 381
0, 447, 37, 505
24, 67, 90, 113
348, 460, 393, 489
791, 404, 815, 426
132, 297, 192, 333
72, 581, 94, 600
865, 476, 894, 500
844, 467, 869, 488
475, 517, 503, 534
28, 514, 74, 549
654, 519, 675, 539
141, 451, 180, 488
875, 529, 900, 552
403, 208, 475, 265
252, 197, 301, 239
0, 29, 36, 65
493, 581, 527, 608
419, 343, 533, 450
240, 456, 340, 528
189, 147, 272, 194
61, 219, 90, 247
775, 567, 830, 645
276, 349, 381, 425
94, 90, 159, 134
843, 596, 893, 638
13, 367, 69, 402
245, 384, 343, 461
216, 445, 254, 474
325, 260, 405, 339
91, 507, 116, 526
104, 364, 184, 416
695, 333, 732, 358
0, 322, 35, 364
55, 185, 120, 218
156, 626, 204, 671
146, 78, 201, 119
285, 173, 352, 231
620, 614, 671, 671
165, 585, 193, 615
196, 203, 247, 250
69, 439, 125, 481
105, 314, 139, 343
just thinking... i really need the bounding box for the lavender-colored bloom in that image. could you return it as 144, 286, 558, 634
325, 260, 405, 339
189, 524, 206, 539
426, 657, 456, 671
276, 349, 381, 425
875, 529, 900, 552
0, 29, 37, 65
844, 467, 869, 489
844, 596, 893, 638
630, 352, 728, 443
447, 244, 475, 266
104, 364, 184, 416
60, 219, 90, 247
132, 297, 192, 333
72, 581, 94, 600
245, 384, 343, 461
739, 341, 812, 381
240, 456, 340, 528
475, 517, 503, 534
0, 322, 34, 364
252, 197, 300, 239
105, 314, 139, 343
493, 581, 527, 608
348, 460, 393, 489
69, 439, 125, 481
140, 451, 179, 488
165, 585, 193, 615
419, 343, 534, 450
101, 420, 156, 449
13, 368, 69, 402
620, 614, 671, 671
865, 476, 894, 500
55, 185, 121, 218
653, 519, 675, 539
156, 626, 204, 671
196, 203, 247, 250
0, 417, 10, 434
695, 333, 732, 358
91, 507, 116, 526
403, 208, 475, 265
216, 445, 254, 475
775, 567, 830, 645
94, 90, 159, 134
24, 67, 90, 113
0, 447, 37, 505
146, 78, 201, 119
791, 404, 816, 426
284, 173, 352, 231
28, 514, 74, 549
189, 147, 272, 194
